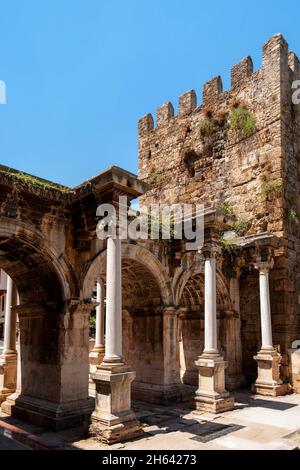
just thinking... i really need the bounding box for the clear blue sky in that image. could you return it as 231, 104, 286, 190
0, 0, 298, 187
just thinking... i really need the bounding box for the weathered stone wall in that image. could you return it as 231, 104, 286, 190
123, 311, 164, 386
138, 34, 291, 237
138, 33, 300, 388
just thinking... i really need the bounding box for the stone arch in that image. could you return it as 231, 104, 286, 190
82, 242, 173, 305
0, 218, 77, 303
174, 263, 232, 311
0, 218, 91, 429
82, 242, 174, 402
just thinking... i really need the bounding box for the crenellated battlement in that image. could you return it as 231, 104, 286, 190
138, 33, 298, 136
138, 33, 300, 240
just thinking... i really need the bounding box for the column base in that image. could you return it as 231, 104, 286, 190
89, 363, 142, 445
1, 391, 20, 415
89, 347, 105, 365
252, 350, 288, 397
4, 394, 95, 431
194, 354, 235, 414
89, 348, 105, 395
0, 353, 17, 403
89, 411, 142, 445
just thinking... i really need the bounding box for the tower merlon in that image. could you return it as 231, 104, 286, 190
179, 89, 197, 115
231, 56, 253, 89
156, 101, 174, 126
288, 51, 300, 73
262, 33, 288, 70
203, 76, 223, 107
138, 113, 154, 136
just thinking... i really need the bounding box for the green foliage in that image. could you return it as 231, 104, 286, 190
148, 172, 161, 185
0, 169, 74, 194
229, 106, 256, 138
89, 315, 96, 339
259, 178, 283, 199
231, 218, 248, 235
218, 202, 235, 218
289, 208, 299, 223
199, 117, 215, 138
219, 231, 240, 253
148, 212, 175, 238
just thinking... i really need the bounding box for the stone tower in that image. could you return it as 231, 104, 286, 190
138, 33, 300, 387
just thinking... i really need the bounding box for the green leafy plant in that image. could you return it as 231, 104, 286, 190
232, 218, 248, 235
147, 171, 161, 185
0, 169, 74, 194
259, 177, 283, 199
220, 232, 240, 253
229, 106, 256, 138
148, 212, 175, 238
89, 315, 96, 338
218, 202, 235, 218
289, 208, 299, 223
199, 117, 215, 138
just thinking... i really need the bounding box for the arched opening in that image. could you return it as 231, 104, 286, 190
82, 243, 174, 403
176, 268, 233, 387
0, 221, 92, 429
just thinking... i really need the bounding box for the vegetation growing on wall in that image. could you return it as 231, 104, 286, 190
0, 169, 74, 194
259, 174, 283, 199
229, 106, 256, 138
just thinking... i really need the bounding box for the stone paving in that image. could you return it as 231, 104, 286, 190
1, 391, 300, 450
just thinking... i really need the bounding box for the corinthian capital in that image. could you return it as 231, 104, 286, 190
200, 242, 222, 260
254, 259, 274, 275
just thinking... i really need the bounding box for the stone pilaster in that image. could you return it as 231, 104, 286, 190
160, 306, 184, 403
252, 260, 288, 396
90, 238, 141, 444
225, 270, 244, 390
195, 245, 234, 413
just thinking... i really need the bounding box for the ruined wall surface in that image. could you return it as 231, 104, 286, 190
138, 33, 300, 386
138, 34, 295, 238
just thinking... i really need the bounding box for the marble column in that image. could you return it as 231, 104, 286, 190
195, 246, 234, 413
90, 237, 141, 444
252, 260, 287, 396
0, 276, 18, 402
103, 237, 122, 364
90, 278, 105, 361
89, 277, 105, 394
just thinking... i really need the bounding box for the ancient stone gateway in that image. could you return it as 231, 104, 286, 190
0, 33, 300, 444
0, 165, 148, 432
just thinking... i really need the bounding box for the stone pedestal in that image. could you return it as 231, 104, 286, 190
89, 363, 142, 444
288, 348, 300, 394
0, 353, 17, 403
195, 354, 235, 413
89, 348, 105, 395
252, 350, 288, 396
